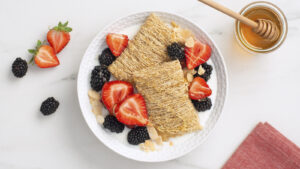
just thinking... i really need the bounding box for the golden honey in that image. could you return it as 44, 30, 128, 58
240, 7, 281, 49
235, 1, 287, 53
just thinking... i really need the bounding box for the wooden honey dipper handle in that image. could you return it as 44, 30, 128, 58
198, 0, 258, 28
198, 0, 279, 41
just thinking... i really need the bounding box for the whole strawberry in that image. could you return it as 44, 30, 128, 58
47, 21, 72, 54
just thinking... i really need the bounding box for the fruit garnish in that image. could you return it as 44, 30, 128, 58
192, 98, 212, 112
40, 97, 59, 116
103, 115, 125, 133
194, 63, 213, 81
127, 126, 150, 145
167, 42, 185, 60
47, 21, 72, 54
12, 57, 28, 78
106, 33, 128, 57
28, 40, 60, 68
189, 77, 212, 100
185, 41, 211, 70
115, 94, 148, 126
101, 81, 134, 113
90, 65, 110, 92
99, 48, 116, 66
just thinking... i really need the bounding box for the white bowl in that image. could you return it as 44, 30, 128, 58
77, 11, 228, 162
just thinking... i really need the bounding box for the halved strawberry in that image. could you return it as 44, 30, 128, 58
28, 40, 60, 68
115, 94, 148, 126
101, 81, 134, 113
189, 77, 212, 100
106, 33, 128, 57
47, 21, 72, 54
185, 41, 211, 70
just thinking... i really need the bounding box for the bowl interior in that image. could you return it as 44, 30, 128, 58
77, 11, 227, 162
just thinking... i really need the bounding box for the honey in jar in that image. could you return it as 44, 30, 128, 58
239, 7, 281, 49
235, 2, 287, 53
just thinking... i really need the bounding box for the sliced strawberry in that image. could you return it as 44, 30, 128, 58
185, 41, 211, 70
47, 21, 72, 53
101, 81, 134, 113
28, 40, 60, 68
189, 77, 212, 100
115, 94, 148, 126
106, 33, 128, 57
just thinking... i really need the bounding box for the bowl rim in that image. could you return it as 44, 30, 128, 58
77, 10, 228, 162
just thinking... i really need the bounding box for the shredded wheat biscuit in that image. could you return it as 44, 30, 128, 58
108, 13, 183, 83
133, 60, 202, 140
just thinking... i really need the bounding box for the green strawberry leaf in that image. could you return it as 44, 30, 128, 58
28, 49, 35, 54
64, 27, 72, 32
52, 21, 72, 32
63, 21, 68, 27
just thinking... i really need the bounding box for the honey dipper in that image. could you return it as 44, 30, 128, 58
198, 0, 280, 41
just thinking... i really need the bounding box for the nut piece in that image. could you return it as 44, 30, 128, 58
88, 90, 104, 124
147, 125, 163, 145
171, 21, 179, 28
140, 140, 156, 152
88, 90, 101, 100
183, 68, 196, 77
139, 143, 147, 152
181, 29, 195, 40
154, 136, 163, 145
89, 98, 103, 116
187, 73, 194, 82
96, 115, 104, 124
198, 65, 205, 75
169, 141, 174, 146
185, 37, 195, 48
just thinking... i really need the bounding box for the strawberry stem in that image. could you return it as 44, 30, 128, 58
28, 40, 43, 64
53, 21, 72, 32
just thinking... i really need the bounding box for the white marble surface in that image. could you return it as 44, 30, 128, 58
1, 0, 300, 168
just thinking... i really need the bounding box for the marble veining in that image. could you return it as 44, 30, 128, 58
59, 73, 77, 81
1, 0, 300, 168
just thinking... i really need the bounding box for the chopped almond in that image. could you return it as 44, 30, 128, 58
198, 65, 205, 75
147, 125, 163, 145
145, 140, 156, 151
88, 90, 101, 100
187, 73, 194, 82
154, 136, 163, 145
140, 140, 156, 152
183, 68, 196, 76
181, 29, 195, 40
171, 21, 179, 28
96, 115, 104, 124
139, 143, 148, 152
185, 37, 195, 48
88, 90, 104, 123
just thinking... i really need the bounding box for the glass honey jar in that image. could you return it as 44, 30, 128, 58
235, 1, 288, 53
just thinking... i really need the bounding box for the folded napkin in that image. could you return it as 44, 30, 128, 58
222, 122, 300, 169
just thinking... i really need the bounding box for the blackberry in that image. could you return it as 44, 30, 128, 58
192, 98, 212, 112
90, 65, 110, 91
12, 57, 28, 78
40, 97, 59, 115
127, 126, 150, 145
91, 65, 110, 80
90, 76, 105, 92
99, 48, 116, 66
194, 63, 213, 81
167, 42, 185, 60
103, 115, 125, 133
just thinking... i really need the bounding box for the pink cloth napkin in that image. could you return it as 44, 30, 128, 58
222, 122, 300, 169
